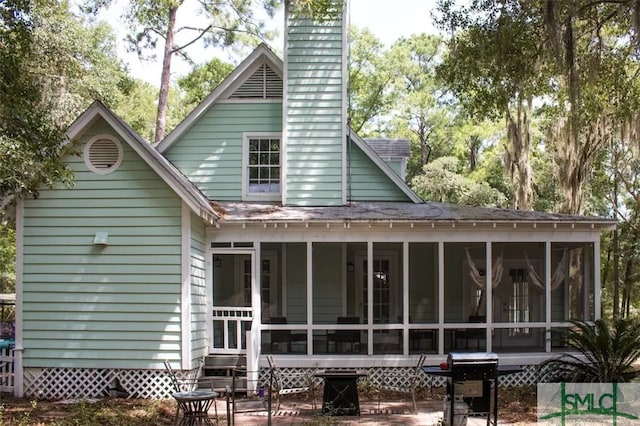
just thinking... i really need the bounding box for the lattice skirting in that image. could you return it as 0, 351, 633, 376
260, 365, 539, 391
24, 364, 538, 400
23, 367, 191, 400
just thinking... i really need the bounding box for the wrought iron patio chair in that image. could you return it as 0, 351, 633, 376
164, 358, 218, 425
266, 355, 315, 412
225, 366, 273, 426
376, 353, 427, 414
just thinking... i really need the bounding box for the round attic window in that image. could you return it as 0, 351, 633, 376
83, 135, 123, 174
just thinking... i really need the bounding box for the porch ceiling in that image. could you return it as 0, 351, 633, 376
211, 201, 616, 230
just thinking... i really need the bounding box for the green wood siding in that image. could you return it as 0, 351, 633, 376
190, 214, 208, 358
164, 103, 282, 200
22, 118, 184, 369
348, 142, 411, 202
285, 13, 345, 206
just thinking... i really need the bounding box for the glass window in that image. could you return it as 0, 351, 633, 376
245, 135, 281, 200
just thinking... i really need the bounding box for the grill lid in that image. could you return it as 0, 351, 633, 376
448, 352, 499, 366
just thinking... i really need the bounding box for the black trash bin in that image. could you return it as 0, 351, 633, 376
444, 352, 499, 426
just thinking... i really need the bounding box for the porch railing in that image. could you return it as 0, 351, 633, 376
0, 344, 15, 393
212, 307, 253, 351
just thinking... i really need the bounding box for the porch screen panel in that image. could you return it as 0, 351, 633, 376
551, 242, 595, 322
285, 243, 307, 323
367, 243, 403, 324
444, 242, 485, 323
408, 243, 438, 323
312, 243, 343, 323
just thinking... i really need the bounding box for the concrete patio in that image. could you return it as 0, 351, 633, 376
213, 395, 530, 425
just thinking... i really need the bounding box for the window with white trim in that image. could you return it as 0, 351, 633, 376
242, 133, 281, 201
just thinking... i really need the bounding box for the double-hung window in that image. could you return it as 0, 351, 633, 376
242, 133, 281, 201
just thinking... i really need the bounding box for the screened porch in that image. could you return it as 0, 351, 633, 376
210, 240, 596, 357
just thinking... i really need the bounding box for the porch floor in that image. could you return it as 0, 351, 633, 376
211, 392, 532, 425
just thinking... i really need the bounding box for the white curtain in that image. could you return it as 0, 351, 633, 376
464, 247, 504, 289
524, 248, 567, 292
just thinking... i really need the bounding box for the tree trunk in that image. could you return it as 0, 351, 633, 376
154, 6, 178, 143
504, 99, 533, 210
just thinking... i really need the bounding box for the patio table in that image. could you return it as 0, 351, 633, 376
172, 390, 218, 426
315, 369, 367, 416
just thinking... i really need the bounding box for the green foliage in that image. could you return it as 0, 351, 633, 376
411, 156, 506, 207
0, 222, 15, 294
539, 318, 640, 383
347, 26, 395, 135
177, 58, 234, 109
0, 0, 70, 204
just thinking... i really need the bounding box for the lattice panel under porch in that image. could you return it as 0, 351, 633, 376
262, 365, 538, 391
23, 367, 182, 399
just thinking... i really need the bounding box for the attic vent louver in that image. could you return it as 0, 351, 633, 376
231, 63, 282, 99
83, 135, 123, 175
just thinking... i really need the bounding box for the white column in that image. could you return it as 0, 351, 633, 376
403, 241, 409, 355
367, 241, 373, 355
545, 242, 552, 353
438, 242, 444, 355
307, 242, 313, 355
593, 239, 601, 320
485, 242, 492, 351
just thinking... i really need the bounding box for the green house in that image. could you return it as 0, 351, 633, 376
14, 2, 614, 399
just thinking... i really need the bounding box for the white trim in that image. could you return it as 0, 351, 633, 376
367, 242, 373, 354
282, 4, 290, 206
241, 132, 282, 202
402, 241, 409, 355
306, 242, 313, 355
217, 99, 282, 104
341, 4, 348, 205
180, 203, 192, 369
594, 239, 601, 319
82, 134, 123, 175
485, 242, 492, 349
15, 200, 24, 397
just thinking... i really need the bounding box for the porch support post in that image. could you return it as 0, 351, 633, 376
545, 241, 552, 353
367, 241, 373, 355
438, 242, 444, 355
594, 239, 601, 320
485, 242, 492, 351
306, 242, 313, 355
180, 202, 192, 369
402, 241, 409, 356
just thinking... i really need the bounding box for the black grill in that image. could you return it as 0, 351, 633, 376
447, 352, 498, 381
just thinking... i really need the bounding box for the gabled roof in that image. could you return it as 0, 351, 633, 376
156, 43, 283, 153
349, 130, 422, 203
67, 102, 218, 224
364, 139, 411, 158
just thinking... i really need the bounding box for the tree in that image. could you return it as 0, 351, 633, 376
1, 0, 131, 206
389, 34, 447, 178
347, 26, 395, 135
1, 0, 70, 207
434, 0, 549, 211
411, 156, 506, 207
84, 0, 280, 143
177, 57, 234, 110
